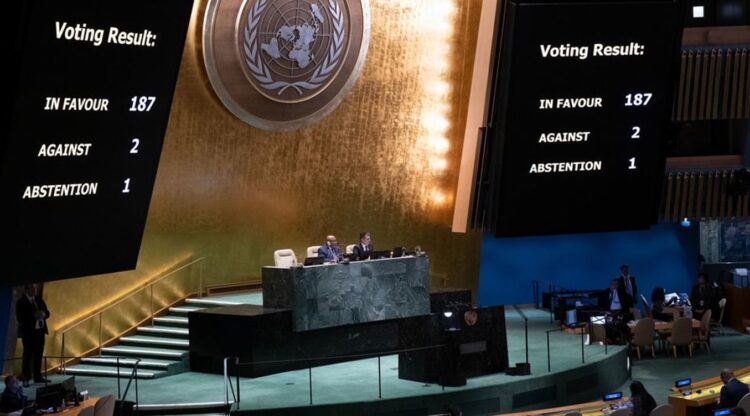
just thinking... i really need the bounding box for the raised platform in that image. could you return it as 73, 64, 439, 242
29, 303, 629, 416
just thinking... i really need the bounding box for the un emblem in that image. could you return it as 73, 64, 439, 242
204, 0, 370, 131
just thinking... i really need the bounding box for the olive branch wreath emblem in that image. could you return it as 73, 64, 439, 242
243, 0, 345, 96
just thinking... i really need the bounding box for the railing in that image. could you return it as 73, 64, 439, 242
56, 256, 206, 372
221, 344, 447, 413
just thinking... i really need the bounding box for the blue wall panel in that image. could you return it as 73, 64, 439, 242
478, 224, 700, 306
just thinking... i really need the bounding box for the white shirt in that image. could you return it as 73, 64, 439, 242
26, 295, 44, 329
610, 289, 622, 311
621, 274, 634, 296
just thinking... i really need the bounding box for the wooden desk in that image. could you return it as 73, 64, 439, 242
498, 398, 630, 416
59, 398, 97, 416
668, 366, 750, 416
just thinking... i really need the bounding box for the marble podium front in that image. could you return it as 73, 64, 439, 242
262, 255, 430, 331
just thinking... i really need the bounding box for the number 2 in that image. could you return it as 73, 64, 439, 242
130, 138, 140, 154
631, 127, 640, 139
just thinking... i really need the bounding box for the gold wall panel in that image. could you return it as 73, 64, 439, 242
35, 0, 485, 361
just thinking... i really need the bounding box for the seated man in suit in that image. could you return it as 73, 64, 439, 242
317, 235, 342, 263
0, 375, 29, 414
719, 369, 750, 409
352, 232, 373, 260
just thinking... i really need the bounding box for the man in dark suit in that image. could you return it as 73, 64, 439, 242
352, 232, 373, 260
16, 284, 50, 386
605, 279, 632, 344
0, 375, 28, 414
607, 278, 632, 315
618, 264, 638, 308
317, 235, 342, 263
719, 369, 750, 409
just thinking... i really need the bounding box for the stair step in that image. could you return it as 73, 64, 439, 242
137, 326, 189, 338
153, 316, 189, 327
64, 365, 160, 379
100, 346, 187, 359
185, 298, 242, 307
80, 357, 174, 370
169, 306, 205, 315
120, 336, 190, 348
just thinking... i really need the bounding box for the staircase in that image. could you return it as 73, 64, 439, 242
63, 297, 242, 379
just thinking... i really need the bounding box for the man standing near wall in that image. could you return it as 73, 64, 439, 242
618, 264, 638, 308
16, 284, 50, 387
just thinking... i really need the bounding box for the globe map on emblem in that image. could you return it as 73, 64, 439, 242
243, 0, 348, 102
203, 0, 368, 130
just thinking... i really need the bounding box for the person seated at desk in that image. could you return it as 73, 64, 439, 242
650, 287, 673, 321
0, 375, 29, 414
691, 272, 715, 320
627, 380, 656, 416
719, 369, 750, 409
352, 232, 373, 260
317, 235, 342, 263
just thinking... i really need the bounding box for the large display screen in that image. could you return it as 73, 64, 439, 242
2, 0, 193, 284
488, 0, 684, 236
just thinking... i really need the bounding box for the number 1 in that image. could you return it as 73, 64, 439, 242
122, 178, 131, 193
628, 158, 637, 170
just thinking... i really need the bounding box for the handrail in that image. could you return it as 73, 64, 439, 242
119, 359, 141, 413
223, 344, 447, 408
223, 357, 238, 413
57, 256, 206, 333
512, 305, 530, 366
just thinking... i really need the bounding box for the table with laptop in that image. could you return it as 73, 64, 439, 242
668, 366, 750, 416
0, 376, 97, 416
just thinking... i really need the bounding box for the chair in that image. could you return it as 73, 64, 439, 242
345, 244, 355, 254
631, 307, 643, 320
274, 249, 297, 268
590, 324, 607, 344
667, 317, 693, 357
710, 298, 726, 335
649, 404, 674, 416
78, 406, 95, 416
632, 317, 656, 359
93, 395, 115, 416
692, 309, 712, 352
640, 294, 652, 318
306, 245, 321, 258
738, 392, 750, 415
609, 408, 631, 416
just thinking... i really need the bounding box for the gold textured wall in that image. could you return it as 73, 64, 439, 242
34, 0, 485, 361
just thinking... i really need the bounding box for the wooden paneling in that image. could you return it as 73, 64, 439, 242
673, 47, 750, 121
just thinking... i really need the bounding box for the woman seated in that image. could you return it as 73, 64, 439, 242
628, 380, 657, 416
650, 287, 673, 321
